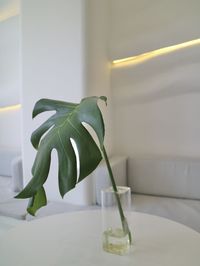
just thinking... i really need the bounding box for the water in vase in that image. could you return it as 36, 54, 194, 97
103, 228, 130, 255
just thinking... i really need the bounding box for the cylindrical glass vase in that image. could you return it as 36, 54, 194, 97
101, 186, 131, 255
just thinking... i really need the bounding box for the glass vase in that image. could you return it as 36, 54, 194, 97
101, 186, 131, 255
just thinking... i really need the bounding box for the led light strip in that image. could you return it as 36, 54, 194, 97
112, 38, 200, 66
0, 104, 21, 112
0, 8, 19, 22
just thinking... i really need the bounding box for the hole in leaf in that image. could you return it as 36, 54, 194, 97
70, 138, 80, 184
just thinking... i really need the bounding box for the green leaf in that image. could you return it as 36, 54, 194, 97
15, 96, 107, 215
27, 187, 47, 216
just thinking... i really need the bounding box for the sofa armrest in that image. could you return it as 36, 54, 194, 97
0, 148, 20, 177
11, 156, 23, 192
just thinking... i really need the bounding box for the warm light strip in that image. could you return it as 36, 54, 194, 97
0, 104, 21, 112
112, 38, 200, 66
0, 9, 19, 22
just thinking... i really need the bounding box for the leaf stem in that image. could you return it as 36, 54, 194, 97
101, 145, 132, 244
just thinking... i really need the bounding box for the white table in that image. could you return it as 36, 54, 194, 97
0, 210, 200, 266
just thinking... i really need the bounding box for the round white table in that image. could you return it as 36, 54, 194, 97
0, 210, 200, 266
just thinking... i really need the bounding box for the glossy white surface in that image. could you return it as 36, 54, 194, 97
0, 210, 200, 266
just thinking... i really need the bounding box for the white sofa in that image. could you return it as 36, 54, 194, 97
0, 149, 98, 221
0, 153, 200, 235
0, 156, 126, 221
0, 148, 22, 202
128, 157, 200, 232
0, 149, 25, 234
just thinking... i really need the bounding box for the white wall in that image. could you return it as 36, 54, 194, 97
0, 14, 21, 150
110, 0, 200, 160
21, 0, 91, 204
83, 0, 113, 203
109, 0, 200, 59
85, 0, 112, 154
0, 15, 20, 106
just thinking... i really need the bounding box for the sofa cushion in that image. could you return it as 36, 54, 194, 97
128, 157, 200, 200
132, 194, 200, 233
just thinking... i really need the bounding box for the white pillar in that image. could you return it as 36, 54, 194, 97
21, 0, 90, 204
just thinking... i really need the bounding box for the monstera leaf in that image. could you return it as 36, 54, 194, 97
16, 96, 107, 215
